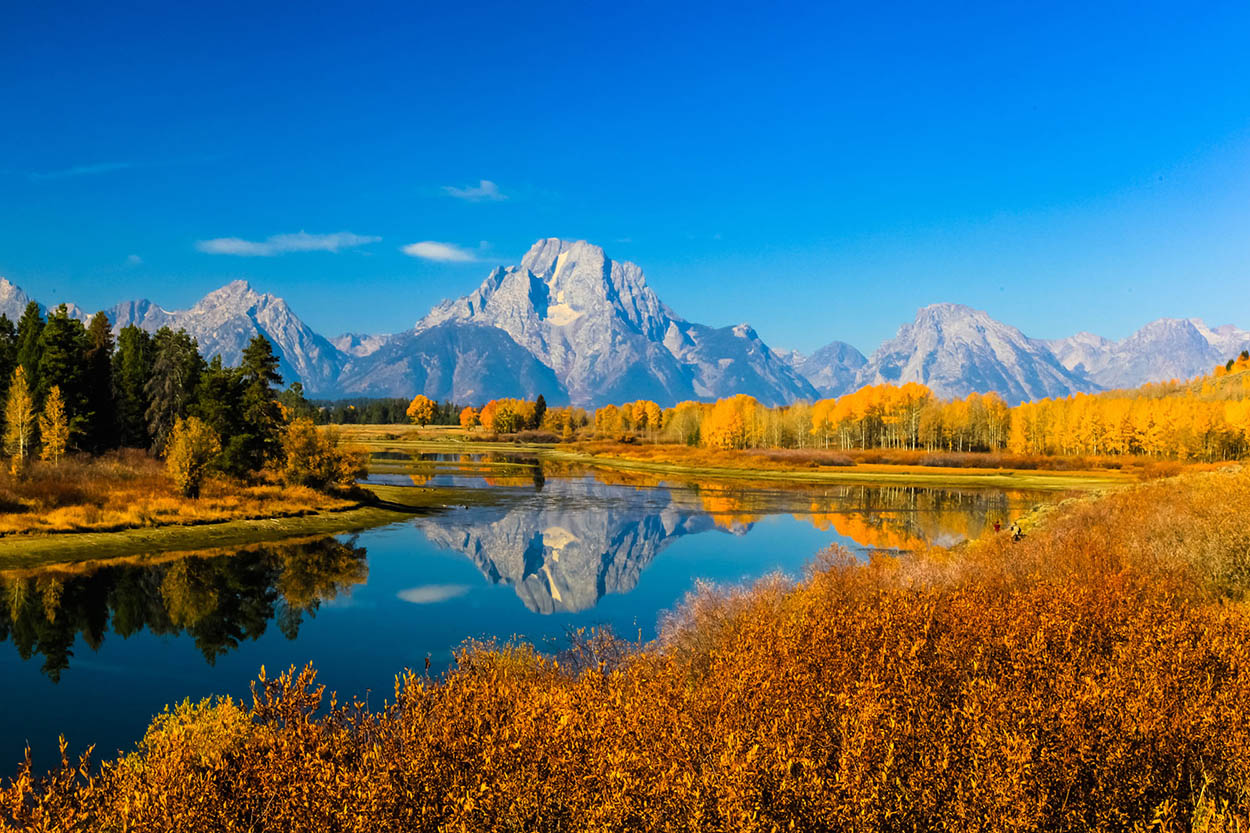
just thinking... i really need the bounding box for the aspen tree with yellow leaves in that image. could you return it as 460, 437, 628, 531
3, 366, 35, 474
406, 394, 436, 426
37, 385, 70, 464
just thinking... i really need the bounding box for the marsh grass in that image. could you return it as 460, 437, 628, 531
0, 452, 358, 538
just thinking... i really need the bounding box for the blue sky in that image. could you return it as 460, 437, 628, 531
2, 0, 1249, 353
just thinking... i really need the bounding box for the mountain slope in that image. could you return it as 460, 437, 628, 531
856, 304, 1095, 404
0, 278, 35, 322
792, 341, 868, 397
415, 238, 815, 406
1047, 318, 1250, 389
337, 322, 567, 403
109, 281, 345, 393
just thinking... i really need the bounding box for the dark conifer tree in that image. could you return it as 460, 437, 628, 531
145, 328, 205, 453
238, 335, 284, 470
113, 325, 155, 448
37, 304, 90, 435
194, 355, 249, 475
534, 393, 547, 430
83, 312, 118, 452
0, 314, 17, 408
278, 382, 316, 422
15, 301, 44, 396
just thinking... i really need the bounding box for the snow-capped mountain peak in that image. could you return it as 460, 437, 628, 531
407, 238, 814, 406
856, 303, 1095, 404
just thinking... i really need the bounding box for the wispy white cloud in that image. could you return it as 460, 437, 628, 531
397, 584, 472, 604
126, 254, 143, 266
442, 179, 506, 202
401, 241, 480, 262
28, 161, 133, 181
196, 231, 381, 256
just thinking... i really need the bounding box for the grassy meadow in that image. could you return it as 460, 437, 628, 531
4, 464, 1250, 830
0, 450, 362, 531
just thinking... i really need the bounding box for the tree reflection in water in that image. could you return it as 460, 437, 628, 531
0, 538, 367, 681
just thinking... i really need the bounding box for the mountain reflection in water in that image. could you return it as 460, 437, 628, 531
410, 474, 1023, 614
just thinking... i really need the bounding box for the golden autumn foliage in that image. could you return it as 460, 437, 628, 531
478, 398, 537, 434
458, 405, 480, 430
6, 468, 1250, 830
405, 394, 436, 426
36, 386, 70, 465
2, 367, 35, 475
164, 417, 221, 499
0, 450, 356, 538
587, 359, 1250, 463
280, 418, 368, 492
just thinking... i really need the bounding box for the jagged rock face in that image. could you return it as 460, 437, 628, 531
109, 281, 345, 392
1047, 319, 1250, 389
414, 477, 723, 613
331, 332, 391, 358
0, 279, 32, 324
668, 322, 819, 404
416, 238, 815, 406
856, 303, 1096, 404
419, 239, 687, 406
337, 322, 569, 404
793, 341, 868, 397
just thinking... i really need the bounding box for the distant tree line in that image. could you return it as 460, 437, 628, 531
589, 356, 1250, 462
0, 302, 360, 495
312, 397, 462, 426
405, 393, 591, 440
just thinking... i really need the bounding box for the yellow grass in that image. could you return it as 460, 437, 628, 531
0, 451, 357, 538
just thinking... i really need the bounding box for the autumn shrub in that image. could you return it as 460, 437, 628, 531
6, 470, 1250, 830
509, 430, 560, 444
165, 417, 221, 498
280, 418, 367, 492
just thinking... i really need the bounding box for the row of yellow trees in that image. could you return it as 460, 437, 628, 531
590, 363, 1250, 461
3, 367, 70, 473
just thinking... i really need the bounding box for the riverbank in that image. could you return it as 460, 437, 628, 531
6, 465, 1248, 829
337, 426, 1138, 491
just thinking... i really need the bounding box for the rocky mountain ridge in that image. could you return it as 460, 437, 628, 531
3, 243, 1244, 404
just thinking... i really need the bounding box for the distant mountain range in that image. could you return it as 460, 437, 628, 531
2, 237, 1246, 405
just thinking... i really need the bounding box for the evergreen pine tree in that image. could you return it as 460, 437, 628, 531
37, 305, 89, 441
278, 382, 316, 421
193, 355, 248, 476
534, 393, 547, 430
145, 328, 205, 453
15, 302, 44, 397
0, 314, 17, 409
238, 335, 284, 471
83, 312, 118, 452
113, 324, 155, 449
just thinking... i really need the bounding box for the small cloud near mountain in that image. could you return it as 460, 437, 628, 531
401, 241, 480, 262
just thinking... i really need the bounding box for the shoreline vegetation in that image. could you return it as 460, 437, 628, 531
5, 465, 1249, 829
341, 426, 1164, 490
